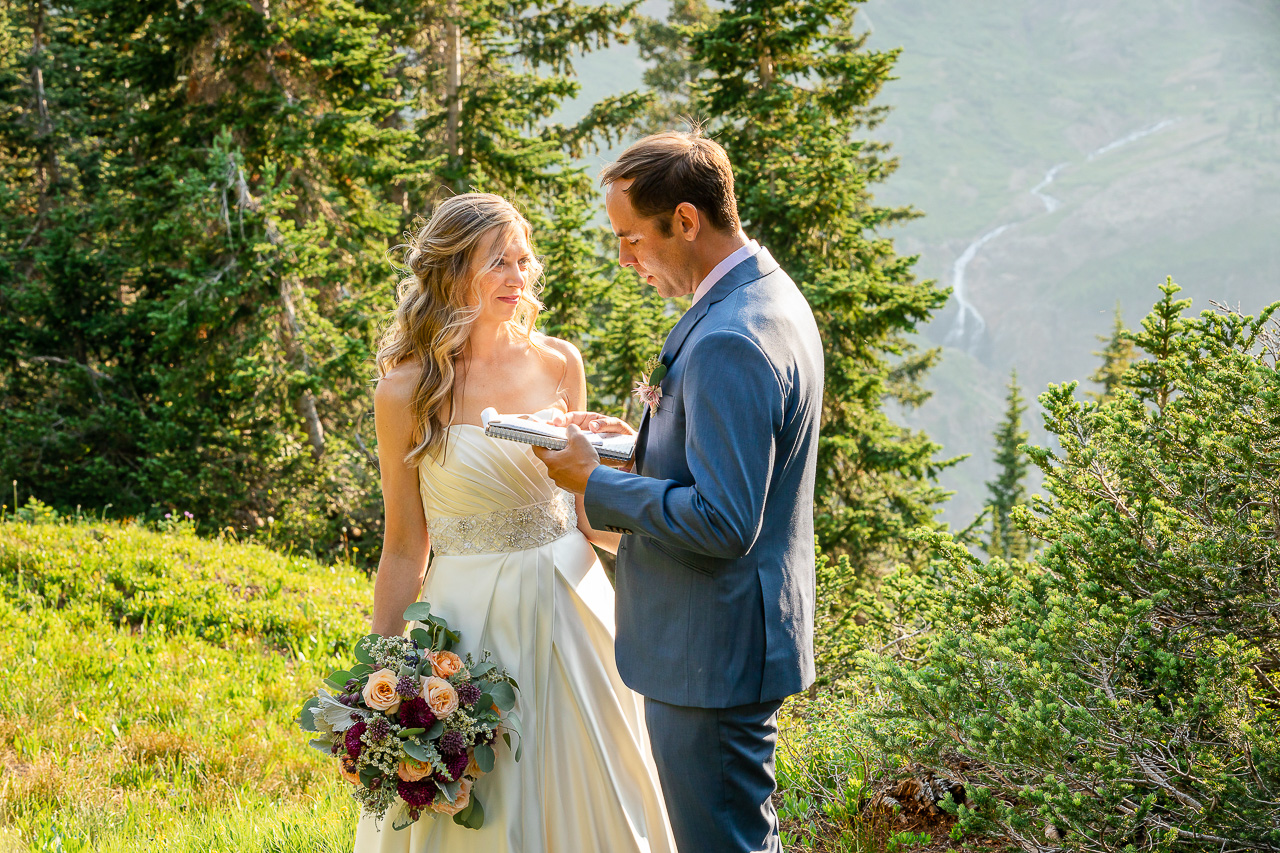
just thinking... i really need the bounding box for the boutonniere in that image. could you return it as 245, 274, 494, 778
633, 353, 667, 416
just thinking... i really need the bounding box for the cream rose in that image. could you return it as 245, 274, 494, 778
424, 676, 460, 718
362, 668, 402, 713
397, 757, 432, 782
432, 777, 473, 816
428, 650, 464, 679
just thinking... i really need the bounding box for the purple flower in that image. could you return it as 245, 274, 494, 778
457, 682, 482, 708
396, 675, 420, 699
438, 730, 466, 756
368, 716, 391, 741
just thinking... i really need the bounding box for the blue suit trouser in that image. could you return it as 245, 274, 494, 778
644, 696, 785, 853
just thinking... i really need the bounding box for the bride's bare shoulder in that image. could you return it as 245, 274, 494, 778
531, 333, 584, 373
375, 359, 421, 408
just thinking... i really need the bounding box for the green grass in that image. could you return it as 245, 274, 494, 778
0, 513, 953, 852
0, 513, 371, 852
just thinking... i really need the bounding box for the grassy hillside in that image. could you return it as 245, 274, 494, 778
0, 513, 370, 852
1, 514, 932, 852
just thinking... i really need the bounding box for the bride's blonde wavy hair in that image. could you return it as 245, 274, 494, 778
378, 193, 545, 465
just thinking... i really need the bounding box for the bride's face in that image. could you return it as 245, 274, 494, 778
470, 227, 534, 325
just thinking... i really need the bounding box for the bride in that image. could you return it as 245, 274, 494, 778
354, 193, 675, 853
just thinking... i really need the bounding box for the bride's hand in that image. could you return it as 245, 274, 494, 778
559, 411, 637, 436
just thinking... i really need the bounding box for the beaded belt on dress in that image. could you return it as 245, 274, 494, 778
427, 491, 577, 556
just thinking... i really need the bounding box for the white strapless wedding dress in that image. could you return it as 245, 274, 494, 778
353, 426, 675, 853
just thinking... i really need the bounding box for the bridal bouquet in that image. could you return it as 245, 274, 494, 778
297, 603, 521, 830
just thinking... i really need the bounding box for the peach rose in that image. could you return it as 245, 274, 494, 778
339, 755, 361, 785
431, 777, 473, 816
397, 756, 432, 782
362, 668, 402, 714
428, 650, 464, 679
424, 676, 459, 718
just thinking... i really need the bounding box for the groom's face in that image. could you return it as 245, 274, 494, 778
605, 180, 697, 299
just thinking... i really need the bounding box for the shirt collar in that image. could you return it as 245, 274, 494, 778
690, 239, 761, 307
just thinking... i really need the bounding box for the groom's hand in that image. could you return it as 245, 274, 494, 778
551, 410, 637, 437
534, 424, 601, 495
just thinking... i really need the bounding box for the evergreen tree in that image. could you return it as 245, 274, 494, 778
1087, 301, 1136, 401
984, 370, 1031, 560
633, 0, 714, 133
870, 284, 1280, 849
0, 1, 644, 558
655, 0, 953, 568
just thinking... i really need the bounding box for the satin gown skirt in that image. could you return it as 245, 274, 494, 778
352, 427, 675, 853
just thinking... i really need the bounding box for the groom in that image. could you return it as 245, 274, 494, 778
536, 130, 823, 853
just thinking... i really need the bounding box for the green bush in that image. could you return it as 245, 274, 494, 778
868, 282, 1280, 851
0, 515, 370, 651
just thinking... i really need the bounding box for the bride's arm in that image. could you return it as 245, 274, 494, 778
370, 365, 432, 637
543, 337, 623, 554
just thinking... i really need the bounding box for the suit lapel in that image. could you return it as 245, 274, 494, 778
658, 247, 780, 367
637, 248, 781, 474
633, 406, 651, 473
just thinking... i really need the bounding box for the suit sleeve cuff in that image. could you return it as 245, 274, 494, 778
584, 464, 636, 535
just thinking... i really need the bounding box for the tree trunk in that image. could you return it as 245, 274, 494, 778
278, 277, 326, 462
445, 2, 463, 189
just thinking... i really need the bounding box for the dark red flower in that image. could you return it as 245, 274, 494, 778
397, 777, 438, 808
398, 697, 438, 730
345, 720, 367, 759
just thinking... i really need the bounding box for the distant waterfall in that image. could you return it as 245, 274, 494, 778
943, 119, 1177, 353
944, 224, 1013, 348
1030, 162, 1070, 213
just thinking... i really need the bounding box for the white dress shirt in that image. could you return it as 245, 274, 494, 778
690, 239, 761, 307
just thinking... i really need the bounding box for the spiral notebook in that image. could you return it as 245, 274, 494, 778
481, 409, 636, 463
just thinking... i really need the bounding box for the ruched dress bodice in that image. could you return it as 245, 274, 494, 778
353, 427, 674, 853
418, 426, 577, 557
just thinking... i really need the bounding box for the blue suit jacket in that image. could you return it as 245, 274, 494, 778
584, 248, 824, 708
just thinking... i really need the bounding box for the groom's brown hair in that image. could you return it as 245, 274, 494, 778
600, 130, 740, 236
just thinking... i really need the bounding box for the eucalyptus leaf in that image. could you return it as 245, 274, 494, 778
469, 661, 496, 678
488, 681, 516, 712
349, 663, 373, 678
473, 742, 495, 773
323, 669, 352, 690
354, 635, 378, 665
297, 697, 320, 732
454, 794, 485, 829
409, 627, 431, 649
397, 727, 425, 738
402, 739, 430, 762
402, 602, 433, 622
425, 720, 445, 740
